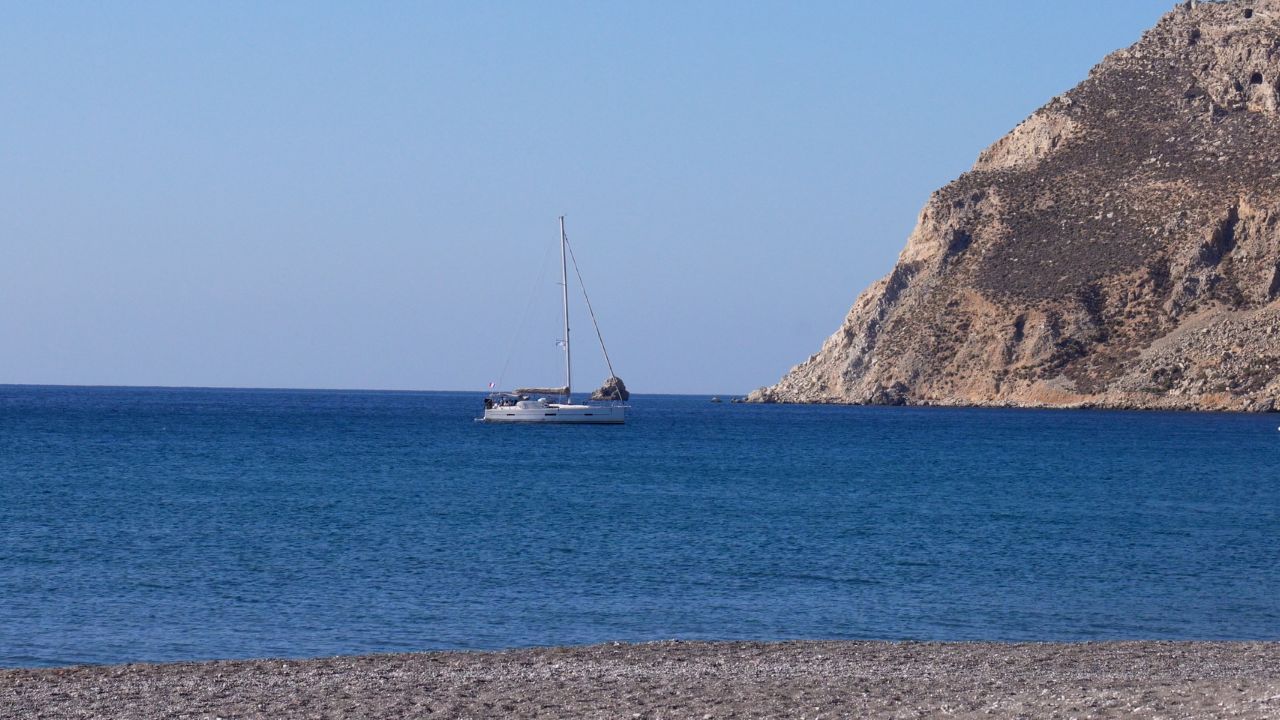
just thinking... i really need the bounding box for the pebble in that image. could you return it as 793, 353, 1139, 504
3, 641, 1278, 719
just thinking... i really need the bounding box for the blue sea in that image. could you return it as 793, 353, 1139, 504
1, 385, 1278, 667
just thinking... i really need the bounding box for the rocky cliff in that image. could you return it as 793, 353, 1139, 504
751, 0, 1280, 412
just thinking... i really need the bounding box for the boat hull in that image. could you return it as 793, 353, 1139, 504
482, 403, 625, 424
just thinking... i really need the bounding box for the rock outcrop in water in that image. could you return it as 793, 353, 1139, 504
590, 375, 630, 401
751, 0, 1280, 412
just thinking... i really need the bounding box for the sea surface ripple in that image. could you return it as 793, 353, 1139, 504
2, 386, 1278, 667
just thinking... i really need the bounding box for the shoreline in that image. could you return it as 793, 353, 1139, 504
745, 394, 1280, 415
6, 640, 1279, 719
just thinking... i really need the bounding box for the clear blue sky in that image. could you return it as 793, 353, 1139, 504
1, 1, 1176, 394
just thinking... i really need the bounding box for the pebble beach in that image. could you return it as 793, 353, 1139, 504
5, 640, 1279, 719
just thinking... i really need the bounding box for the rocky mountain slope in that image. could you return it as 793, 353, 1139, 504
751, 0, 1280, 412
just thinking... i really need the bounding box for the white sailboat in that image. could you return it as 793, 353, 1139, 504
481, 217, 627, 424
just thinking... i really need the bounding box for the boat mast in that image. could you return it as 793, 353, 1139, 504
560, 215, 572, 403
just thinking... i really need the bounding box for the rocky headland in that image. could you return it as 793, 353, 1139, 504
752, 0, 1280, 411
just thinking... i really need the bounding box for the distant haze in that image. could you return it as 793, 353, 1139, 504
0, 1, 1173, 394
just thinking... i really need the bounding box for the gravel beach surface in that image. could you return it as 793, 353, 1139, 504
4, 641, 1279, 719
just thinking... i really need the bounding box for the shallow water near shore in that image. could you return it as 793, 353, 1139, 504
2, 385, 1278, 667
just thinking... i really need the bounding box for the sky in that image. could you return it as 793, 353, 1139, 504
0, 0, 1178, 395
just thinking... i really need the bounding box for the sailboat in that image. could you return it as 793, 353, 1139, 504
481, 217, 627, 424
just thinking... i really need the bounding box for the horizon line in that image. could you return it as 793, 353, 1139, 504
0, 382, 748, 397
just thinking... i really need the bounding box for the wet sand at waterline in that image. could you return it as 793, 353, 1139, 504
5, 640, 1279, 719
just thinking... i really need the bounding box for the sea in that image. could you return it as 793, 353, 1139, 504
1, 385, 1278, 668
